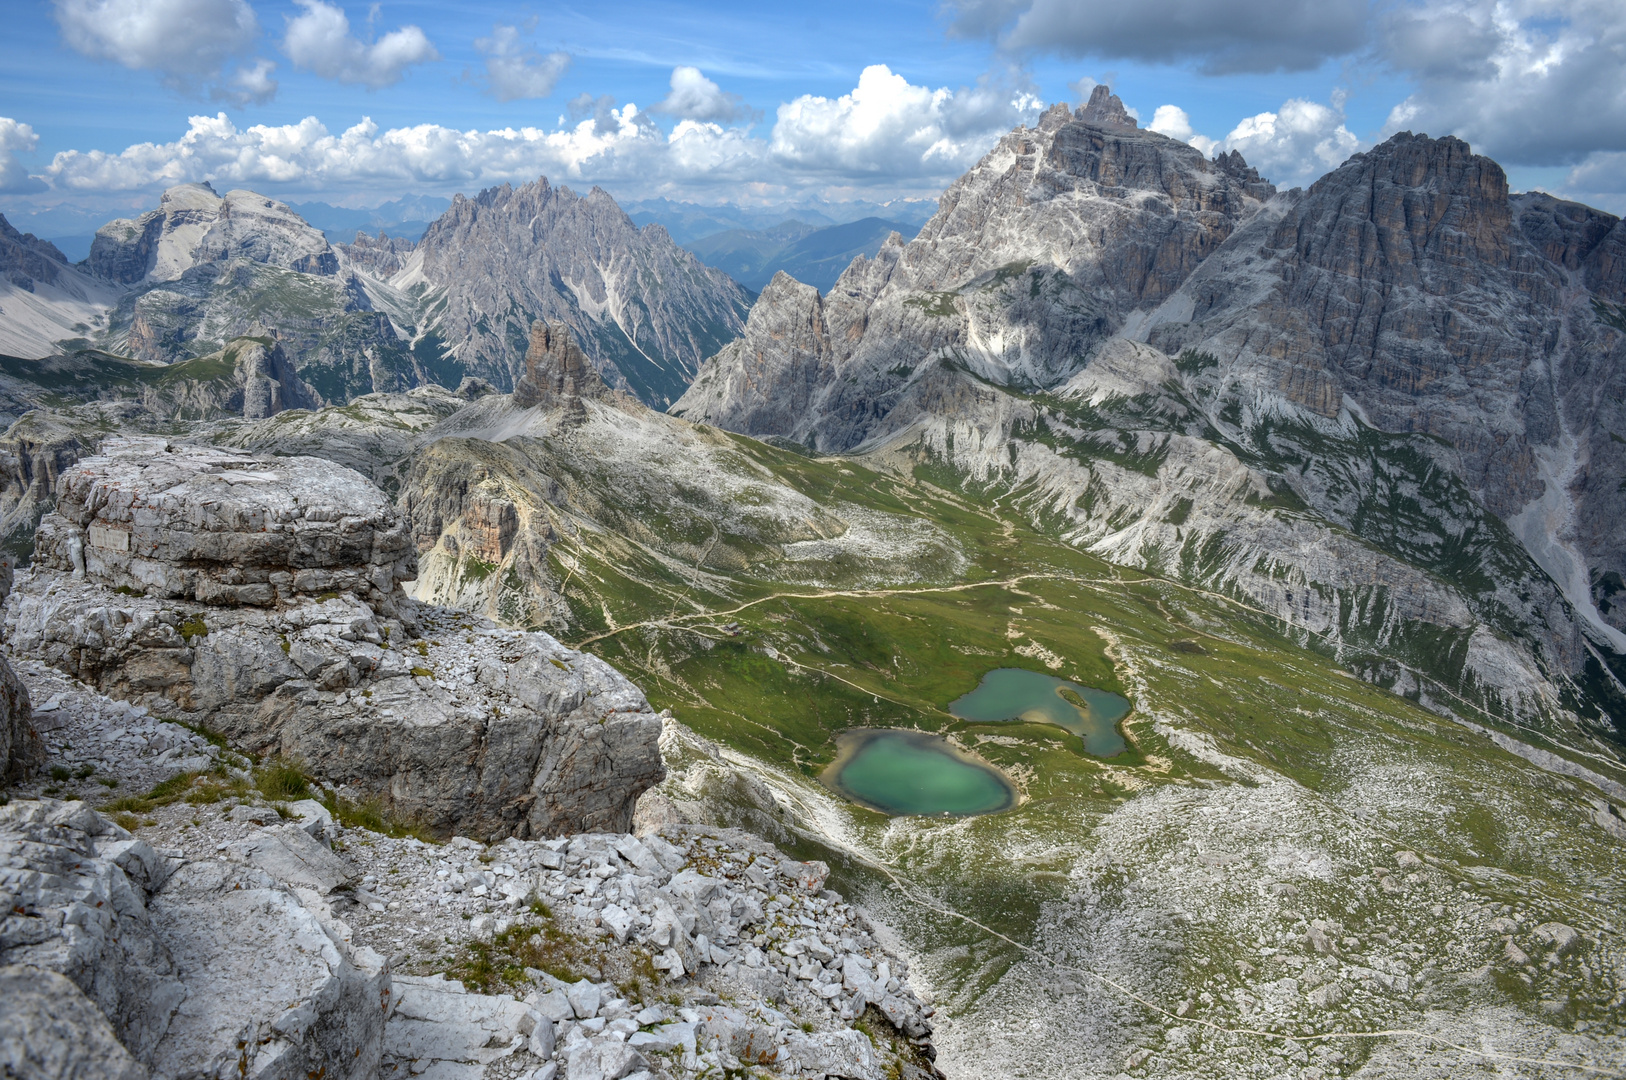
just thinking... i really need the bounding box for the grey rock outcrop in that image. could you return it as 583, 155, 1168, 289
402, 178, 751, 407
5, 439, 664, 837
31, 435, 414, 615
0, 799, 389, 1080
511, 319, 611, 418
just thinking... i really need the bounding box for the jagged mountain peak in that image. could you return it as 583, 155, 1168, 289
1077, 84, 1138, 129
675, 101, 1278, 447
408, 174, 750, 408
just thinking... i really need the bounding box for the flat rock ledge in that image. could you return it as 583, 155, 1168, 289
5, 439, 664, 839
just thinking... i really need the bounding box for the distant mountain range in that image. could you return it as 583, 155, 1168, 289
0, 179, 748, 409
684, 217, 922, 293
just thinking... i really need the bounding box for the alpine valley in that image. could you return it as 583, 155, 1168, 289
2, 87, 1625, 1080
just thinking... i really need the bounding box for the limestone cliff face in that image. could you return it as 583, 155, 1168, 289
1130, 133, 1626, 647
673, 90, 1275, 449
401, 178, 751, 408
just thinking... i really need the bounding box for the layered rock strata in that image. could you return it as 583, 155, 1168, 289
5, 441, 664, 838
0, 799, 390, 1080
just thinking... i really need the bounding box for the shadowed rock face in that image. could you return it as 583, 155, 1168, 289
0, 215, 69, 292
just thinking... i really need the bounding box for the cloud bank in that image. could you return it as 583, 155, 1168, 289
947, 0, 1369, 73
38, 65, 1042, 202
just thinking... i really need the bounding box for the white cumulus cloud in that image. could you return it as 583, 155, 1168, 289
652, 67, 759, 124
0, 118, 47, 194
1217, 97, 1360, 187
770, 64, 1040, 177
475, 24, 570, 102
282, 0, 438, 89
53, 0, 264, 99
212, 57, 278, 107
1148, 105, 1216, 155
32, 67, 1044, 204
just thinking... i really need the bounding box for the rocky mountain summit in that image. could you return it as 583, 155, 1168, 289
673, 87, 1275, 444
377, 178, 750, 408
2, 177, 749, 415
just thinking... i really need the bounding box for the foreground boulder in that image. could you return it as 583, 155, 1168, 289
5, 438, 664, 838
0, 799, 389, 1080
33, 434, 414, 617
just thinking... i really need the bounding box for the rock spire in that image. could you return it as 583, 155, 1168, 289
512, 319, 609, 419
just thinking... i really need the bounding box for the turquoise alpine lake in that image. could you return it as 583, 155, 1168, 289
949, 668, 1131, 756
824, 729, 1016, 817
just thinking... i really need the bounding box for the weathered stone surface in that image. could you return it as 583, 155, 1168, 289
144, 858, 388, 1080
0, 799, 388, 1080
227, 824, 355, 894
6, 576, 664, 839
30, 435, 415, 616
0, 800, 184, 1059
0, 966, 148, 1080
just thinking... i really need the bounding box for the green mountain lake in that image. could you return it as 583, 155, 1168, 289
824, 729, 1016, 817
949, 668, 1131, 756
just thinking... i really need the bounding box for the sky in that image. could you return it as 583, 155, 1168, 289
1, 0, 1625, 235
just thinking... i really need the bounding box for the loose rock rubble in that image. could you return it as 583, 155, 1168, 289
1, 789, 940, 1080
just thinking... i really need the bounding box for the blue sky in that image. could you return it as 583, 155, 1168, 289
1, 0, 1622, 231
